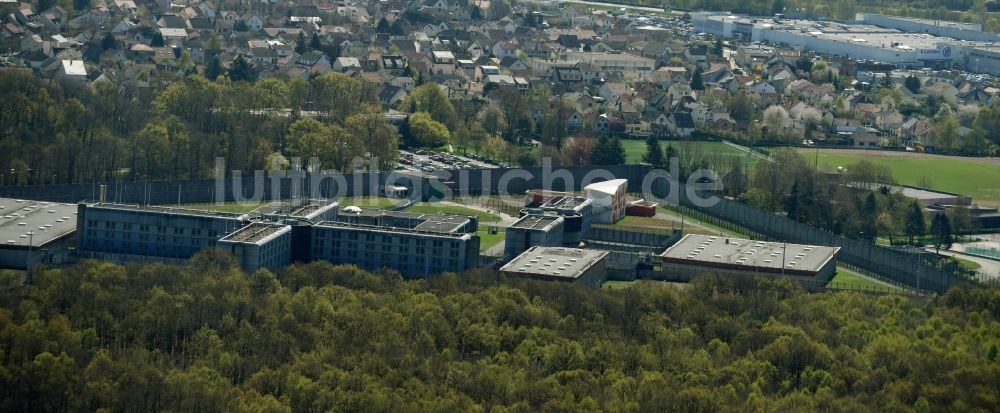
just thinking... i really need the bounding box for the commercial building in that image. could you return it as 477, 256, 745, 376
504, 214, 564, 259
693, 12, 1000, 73
692, 12, 755, 41
501, 246, 609, 288
584, 179, 628, 224
953, 43, 1000, 76
856, 13, 1000, 42
0, 198, 78, 271
658, 234, 840, 288
76, 203, 248, 264
216, 223, 293, 273
752, 20, 957, 68
311, 214, 479, 276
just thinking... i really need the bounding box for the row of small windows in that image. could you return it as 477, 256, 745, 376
87, 219, 225, 237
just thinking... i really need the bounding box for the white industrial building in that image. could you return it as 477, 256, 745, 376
856, 13, 1000, 42
752, 20, 956, 68
692, 12, 1000, 74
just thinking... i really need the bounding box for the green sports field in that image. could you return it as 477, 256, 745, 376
620, 139, 758, 165
806, 150, 1000, 204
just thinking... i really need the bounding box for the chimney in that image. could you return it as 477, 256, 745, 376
99, 184, 107, 203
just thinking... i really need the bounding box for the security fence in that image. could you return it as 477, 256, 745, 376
657, 178, 974, 294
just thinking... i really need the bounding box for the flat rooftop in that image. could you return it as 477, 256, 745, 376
846, 183, 965, 200
660, 234, 839, 274
861, 13, 982, 31
510, 214, 562, 230
763, 21, 949, 51
256, 199, 337, 219
314, 220, 473, 239
542, 196, 590, 210
414, 214, 470, 233
0, 199, 78, 248
898, 186, 964, 200
218, 223, 290, 244
337, 208, 474, 234
501, 246, 608, 280
93, 203, 247, 219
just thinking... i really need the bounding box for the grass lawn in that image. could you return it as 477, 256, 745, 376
477, 227, 505, 251
602, 280, 638, 290
176, 202, 267, 214
955, 257, 981, 271
827, 271, 898, 291
620, 139, 757, 166
616, 215, 680, 231
405, 203, 501, 222
811, 151, 1000, 203
337, 196, 401, 209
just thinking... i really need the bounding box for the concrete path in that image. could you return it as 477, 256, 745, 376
927, 248, 1000, 282
722, 141, 774, 162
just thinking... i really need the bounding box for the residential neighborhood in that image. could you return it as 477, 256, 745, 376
2, 0, 998, 158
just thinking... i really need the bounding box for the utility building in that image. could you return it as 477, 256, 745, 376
0, 198, 78, 271
501, 247, 609, 288
658, 234, 840, 289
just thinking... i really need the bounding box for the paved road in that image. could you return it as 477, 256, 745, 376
929, 248, 1000, 281
550, 0, 679, 14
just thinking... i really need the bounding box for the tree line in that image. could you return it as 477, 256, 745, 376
737, 148, 976, 249
0, 69, 399, 185
0, 253, 997, 411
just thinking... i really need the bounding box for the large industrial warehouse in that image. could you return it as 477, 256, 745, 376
658, 234, 840, 289
692, 12, 1000, 73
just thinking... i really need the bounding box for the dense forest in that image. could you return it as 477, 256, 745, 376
1, 251, 998, 412
0, 68, 574, 184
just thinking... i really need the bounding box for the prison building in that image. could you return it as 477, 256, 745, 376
76, 203, 248, 264
538, 195, 593, 244
254, 199, 339, 222
216, 223, 293, 273
0, 198, 78, 271
584, 179, 628, 224
310, 210, 480, 277
504, 214, 564, 259
334, 208, 478, 233
657, 234, 840, 289
501, 246, 609, 288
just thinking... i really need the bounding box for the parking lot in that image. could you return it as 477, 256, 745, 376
397, 150, 511, 174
